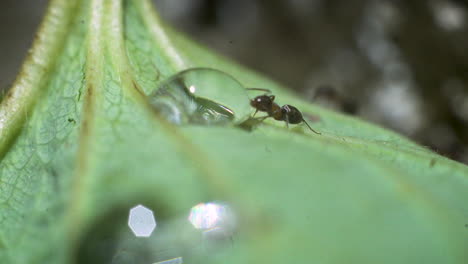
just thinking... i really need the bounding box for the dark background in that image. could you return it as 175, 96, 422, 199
1, 0, 468, 163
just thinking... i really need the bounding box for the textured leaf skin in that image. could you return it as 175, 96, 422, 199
0, 0, 467, 263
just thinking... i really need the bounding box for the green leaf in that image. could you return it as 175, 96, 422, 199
1, 0, 467, 263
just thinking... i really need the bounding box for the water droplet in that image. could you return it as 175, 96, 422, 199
149, 68, 251, 125
76, 201, 237, 264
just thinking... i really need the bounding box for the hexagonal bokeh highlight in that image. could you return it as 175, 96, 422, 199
128, 204, 156, 237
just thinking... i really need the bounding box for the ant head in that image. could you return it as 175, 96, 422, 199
250, 95, 275, 111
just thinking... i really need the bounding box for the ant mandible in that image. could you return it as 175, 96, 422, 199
247, 88, 321, 134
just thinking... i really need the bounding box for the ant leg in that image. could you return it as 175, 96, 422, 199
302, 119, 321, 135
284, 115, 290, 129
252, 109, 258, 117
253, 115, 269, 121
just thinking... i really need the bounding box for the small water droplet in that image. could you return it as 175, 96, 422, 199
76, 200, 238, 264
149, 68, 251, 125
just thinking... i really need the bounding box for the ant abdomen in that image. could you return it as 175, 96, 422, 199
281, 105, 303, 124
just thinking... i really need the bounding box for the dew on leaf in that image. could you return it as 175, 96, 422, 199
76, 201, 237, 264
148, 68, 251, 126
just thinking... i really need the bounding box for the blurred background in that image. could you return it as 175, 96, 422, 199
1, 0, 468, 163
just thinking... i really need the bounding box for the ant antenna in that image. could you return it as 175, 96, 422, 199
302, 119, 321, 135
246, 88, 271, 93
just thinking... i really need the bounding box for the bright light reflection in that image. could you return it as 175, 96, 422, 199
188, 85, 196, 94
188, 202, 230, 230
128, 204, 156, 237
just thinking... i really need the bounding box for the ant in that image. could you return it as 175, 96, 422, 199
247, 88, 321, 134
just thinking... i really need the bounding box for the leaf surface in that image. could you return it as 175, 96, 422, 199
0, 0, 467, 263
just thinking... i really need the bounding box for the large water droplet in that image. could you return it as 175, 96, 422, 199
148, 68, 251, 125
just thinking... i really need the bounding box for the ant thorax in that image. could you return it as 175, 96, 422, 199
270, 103, 283, 120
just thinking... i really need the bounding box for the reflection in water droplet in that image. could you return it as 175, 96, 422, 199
149, 68, 251, 125
188, 202, 235, 230
188, 202, 237, 250
76, 201, 237, 264
128, 204, 157, 237
153, 256, 183, 264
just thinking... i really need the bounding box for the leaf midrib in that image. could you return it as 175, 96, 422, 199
66, 0, 242, 247
0, 0, 78, 158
